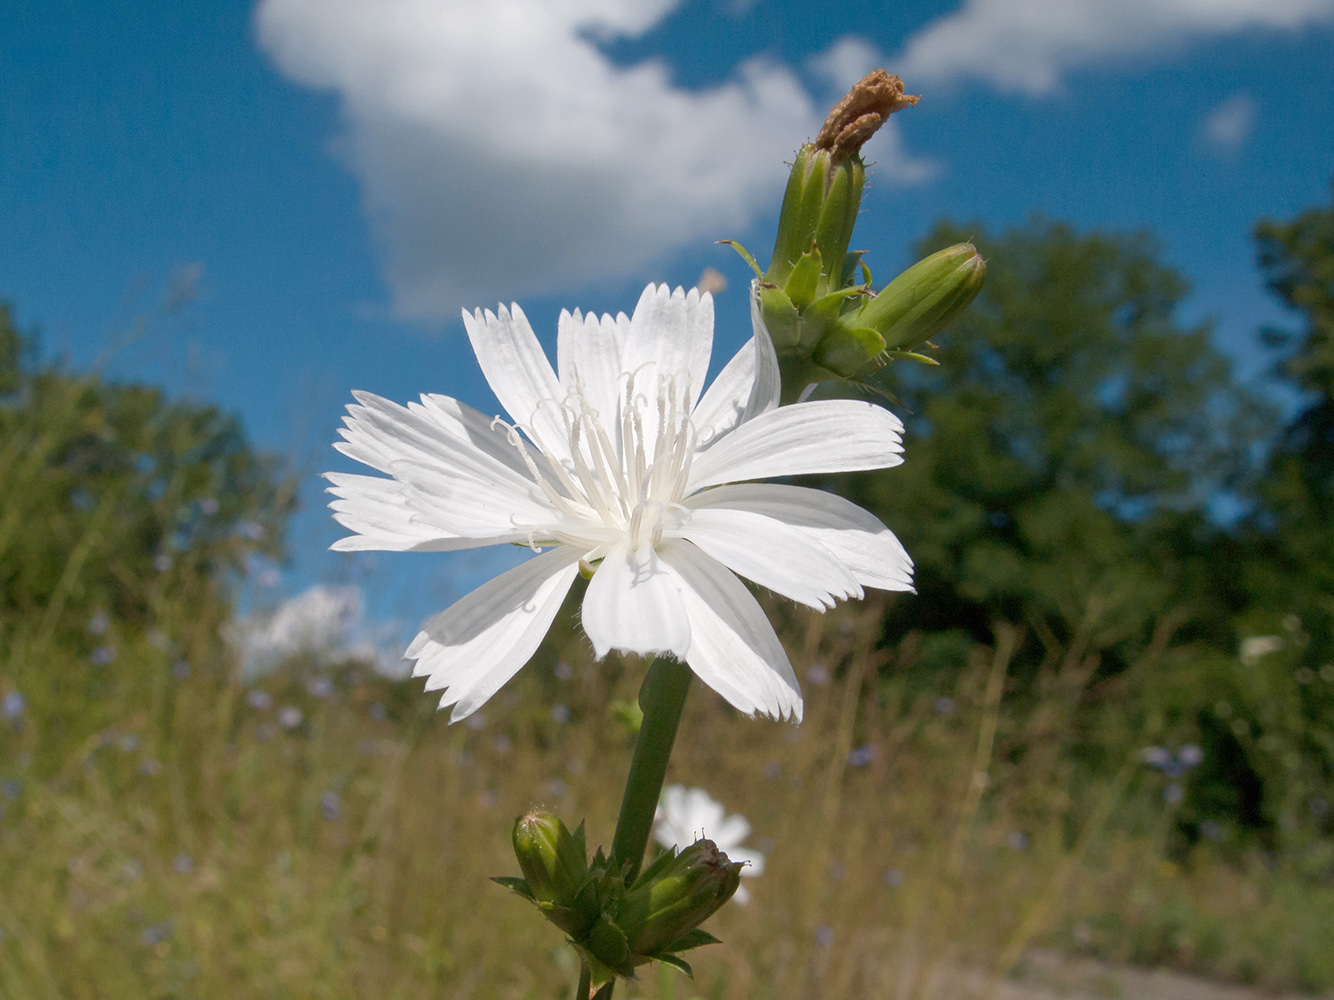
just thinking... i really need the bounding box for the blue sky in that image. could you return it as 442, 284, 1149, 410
3, 0, 1333, 643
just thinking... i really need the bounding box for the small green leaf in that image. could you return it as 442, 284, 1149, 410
587, 914, 636, 978
882, 349, 940, 366
841, 249, 866, 287
757, 287, 800, 349
813, 325, 886, 378
785, 247, 823, 309
716, 240, 763, 279
490, 876, 535, 900
653, 953, 694, 977
805, 283, 871, 318
660, 927, 721, 953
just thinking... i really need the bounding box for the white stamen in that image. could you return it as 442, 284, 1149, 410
499, 362, 700, 552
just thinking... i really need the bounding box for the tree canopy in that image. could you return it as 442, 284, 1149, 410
0, 303, 295, 649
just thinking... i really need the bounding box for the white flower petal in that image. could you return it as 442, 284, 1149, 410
557, 308, 630, 444
325, 472, 524, 552
337, 391, 536, 489
407, 547, 581, 722
328, 531, 489, 553
681, 787, 727, 835
685, 484, 914, 593
623, 283, 713, 414
415, 393, 537, 477
687, 399, 904, 492
712, 813, 752, 848
746, 281, 782, 415
581, 542, 691, 659
691, 337, 757, 449
691, 283, 779, 449
658, 540, 802, 722
675, 507, 861, 610
654, 785, 710, 848
389, 460, 556, 539
462, 303, 570, 461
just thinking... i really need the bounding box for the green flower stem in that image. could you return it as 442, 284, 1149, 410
609, 657, 693, 883
576, 958, 591, 1000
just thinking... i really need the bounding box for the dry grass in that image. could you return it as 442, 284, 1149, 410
2, 593, 1332, 999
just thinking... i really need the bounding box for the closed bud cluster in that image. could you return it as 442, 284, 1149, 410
724, 70, 984, 401
496, 814, 740, 987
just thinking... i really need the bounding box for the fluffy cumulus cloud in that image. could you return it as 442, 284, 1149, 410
895, 0, 1334, 95
229, 585, 406, 679
255, 0, 928, 320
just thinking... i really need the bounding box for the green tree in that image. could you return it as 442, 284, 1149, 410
1252, 184, 1334, 621
843, 218, 1265, 671
1242, 184, 1334, 850
815, 218, 1310, 847
0, 302, 296, 713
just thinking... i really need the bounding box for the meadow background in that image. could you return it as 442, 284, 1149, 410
3, 191, 1334, 998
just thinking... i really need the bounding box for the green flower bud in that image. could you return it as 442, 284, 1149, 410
846, 242, 985, 353
613, 839, 742, 957
766, 146, 862, 298
512, 811, 588, 912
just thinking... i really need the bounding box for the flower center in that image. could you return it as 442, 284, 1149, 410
501, 366, 696, 550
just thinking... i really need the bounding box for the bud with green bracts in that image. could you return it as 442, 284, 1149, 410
843, 242, 985, 356
766, 69, 917, 297
501, 810, 591, 935
583, 838, 741, 979
726, 71, 988, 399
765, 144, 863, 302
616, 839, 741, 956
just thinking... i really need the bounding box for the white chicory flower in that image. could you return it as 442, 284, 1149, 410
327, 283, 912, 722
655, 785, 764, 904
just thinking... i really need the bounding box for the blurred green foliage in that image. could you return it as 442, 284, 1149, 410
0, 302, 295, 759
823, 200, 1334, 864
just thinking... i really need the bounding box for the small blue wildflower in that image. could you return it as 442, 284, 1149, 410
1, 692, 23, 721
847, 744, 876, 767
320, 790, 340, 821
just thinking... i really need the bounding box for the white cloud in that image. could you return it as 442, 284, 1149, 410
229, 585, 407, 679
1200, 91, 1257, 153
255, 0, 928, 320
894, 0, 1334, 95
808, 35, 883, 91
